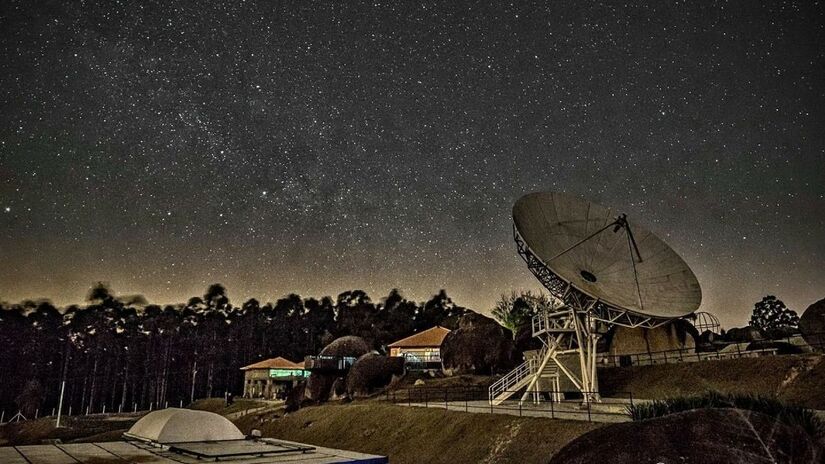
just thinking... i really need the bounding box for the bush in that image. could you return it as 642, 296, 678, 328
626, 391, 823, 439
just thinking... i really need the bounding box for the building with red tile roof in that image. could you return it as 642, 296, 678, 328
388, 326, 450, 368
240, 356, 307, 399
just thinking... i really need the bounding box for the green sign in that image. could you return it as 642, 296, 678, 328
269, 368, 309, 378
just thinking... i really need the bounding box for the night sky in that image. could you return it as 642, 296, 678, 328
1, 1, 823, 329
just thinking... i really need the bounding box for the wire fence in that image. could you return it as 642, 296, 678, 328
0, 395, 269, 426
598, 332, 820, 368
597, 346, 779, 367
384, 386, 634, 423
0, 398, 187, 425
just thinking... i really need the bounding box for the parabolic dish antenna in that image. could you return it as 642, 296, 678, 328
513, 191, 701, 321
490, 191, 702, 405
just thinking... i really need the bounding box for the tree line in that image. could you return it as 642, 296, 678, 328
0, 283, 466, 417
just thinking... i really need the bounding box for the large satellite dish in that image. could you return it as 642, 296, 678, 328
490, 191, 702, 405
513, 191, 701, 320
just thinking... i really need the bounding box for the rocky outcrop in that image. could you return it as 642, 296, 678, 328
284, 380, 306, 412
549, 408, 823, 464
799, 298, 825, 352
440, 311, 517, 375
346, 353, 405, 397
319, 335, 371, 358
724, 326, 763, 343
305, 336, 371, 402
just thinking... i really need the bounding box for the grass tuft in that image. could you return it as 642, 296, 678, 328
626, 391, 824, 439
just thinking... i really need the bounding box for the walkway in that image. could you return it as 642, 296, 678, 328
395, 398, 633, 423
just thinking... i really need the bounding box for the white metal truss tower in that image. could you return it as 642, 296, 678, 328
489, 226, 671, 406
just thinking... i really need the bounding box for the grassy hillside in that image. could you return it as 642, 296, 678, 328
232, 402, 599, 464
599, 353, 825, 408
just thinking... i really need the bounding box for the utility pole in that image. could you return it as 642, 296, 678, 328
190, 361, 198, 404
55, 380, 66, 428
57, 334, 71, 428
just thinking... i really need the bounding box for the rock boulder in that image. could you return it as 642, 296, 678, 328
549, 408, 823, 464
440, 311, 517, 375
799, 298, 825, 352
346, 353, 405, 397
305, 336, 371, 402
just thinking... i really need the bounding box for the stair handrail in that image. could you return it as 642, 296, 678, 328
488, 344, 549, 400
488, 359, 531, 399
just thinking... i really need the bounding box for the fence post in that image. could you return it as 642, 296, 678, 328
586, 398, 592, 422
550, 396, 554, 419
102, 405, 105, 415
424, 388, 428, 408
629, 391, 634, 408
35, 409, 39, 419
1, 410, 4, 424
134, 403, 137, 413
68, 406, 72, 416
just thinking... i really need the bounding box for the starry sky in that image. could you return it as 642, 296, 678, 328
1, 1, 823, 329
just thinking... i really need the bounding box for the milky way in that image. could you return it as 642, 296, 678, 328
1, 1, 823, 328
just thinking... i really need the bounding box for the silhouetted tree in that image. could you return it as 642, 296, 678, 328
335, 290, 378, 347
0, 284, 480, 414
415, 290, 466, 332
374, 289, 417, 347
749, 295, 800, 338
15, 379, 45, 417
491, 290, 559, 338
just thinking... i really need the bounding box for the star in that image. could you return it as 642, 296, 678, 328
0, 1, 821, 331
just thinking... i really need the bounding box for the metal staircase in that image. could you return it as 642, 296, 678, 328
489, 345, 547, 405
489, 308, 578, 405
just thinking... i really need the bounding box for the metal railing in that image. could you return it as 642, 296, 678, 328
386, 386, 634, 423
596, 332, 824, 368
304, 355, 357, 371
400, 353, 442, 362
489, 342, 553, 402
397, 353, 442, 371
598, 346, 779, 368
488, 359, 534, 401
531, 310, 572, 337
